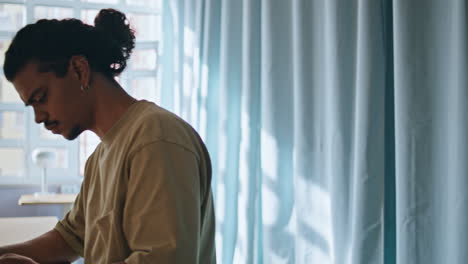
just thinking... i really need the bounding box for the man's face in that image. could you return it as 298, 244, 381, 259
12, 61, 89, 140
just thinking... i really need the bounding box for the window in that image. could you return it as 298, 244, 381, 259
0, 0, 162, 184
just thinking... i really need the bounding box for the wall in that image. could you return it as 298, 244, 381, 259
0, 185, 65, 218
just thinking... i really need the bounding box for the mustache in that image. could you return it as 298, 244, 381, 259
44, 120, 58, 127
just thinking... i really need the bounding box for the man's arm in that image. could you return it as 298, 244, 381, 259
121, 141, 202, 264
0, 229, 78, 264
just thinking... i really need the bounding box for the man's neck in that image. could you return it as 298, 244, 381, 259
89, 78, 137, 138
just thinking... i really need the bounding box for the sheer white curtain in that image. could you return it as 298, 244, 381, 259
160, 0, 468, 263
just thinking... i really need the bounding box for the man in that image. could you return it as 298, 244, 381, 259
0, 9, 216, 264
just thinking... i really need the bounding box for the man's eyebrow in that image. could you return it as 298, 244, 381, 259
25, 88, 42, 107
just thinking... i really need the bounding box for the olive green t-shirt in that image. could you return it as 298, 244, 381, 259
55, 100, 216, 264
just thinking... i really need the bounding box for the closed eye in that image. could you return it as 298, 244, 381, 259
25, 87, 46, 107
35, 93, 46, 103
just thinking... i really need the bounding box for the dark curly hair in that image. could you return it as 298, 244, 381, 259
3, 8, 135, 81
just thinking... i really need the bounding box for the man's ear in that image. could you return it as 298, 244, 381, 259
69, 55, 90, 85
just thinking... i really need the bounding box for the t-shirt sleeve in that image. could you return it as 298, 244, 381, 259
54, 177, 87, 257
123, 140, 201, 264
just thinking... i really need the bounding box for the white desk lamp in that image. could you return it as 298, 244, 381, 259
31, 148, 57, 196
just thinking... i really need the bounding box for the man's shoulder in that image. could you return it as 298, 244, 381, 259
130, 102, 187, 139
124, 102, 201, 153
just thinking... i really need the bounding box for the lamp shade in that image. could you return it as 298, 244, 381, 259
31, 148, 57, 168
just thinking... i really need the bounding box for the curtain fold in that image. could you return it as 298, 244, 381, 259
394, 0, 468, 263
160, 0, 468, 263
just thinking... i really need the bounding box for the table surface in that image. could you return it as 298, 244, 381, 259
18, 194, 77, 205
0, 216, 58, 246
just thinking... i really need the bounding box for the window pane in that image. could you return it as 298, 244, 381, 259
130, 49, 157, 70
126, 0, 162, 9
0, 39, 11, 67
127, 13, 160, 41
130, 78, 158, 102
0, 4, 25, 31
34, 6, 74, 20
79, 131, 100, 175
53, 148, 68, 169
0, 111, 24, 139
81, 9, 99, 25
0, 148, 24, 177
1, 75, 21, 103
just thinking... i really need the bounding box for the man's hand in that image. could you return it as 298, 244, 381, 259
0, 253, 39, 264
0, 230, 76, 264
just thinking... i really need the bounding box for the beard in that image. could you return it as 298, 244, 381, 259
65, 125, 84, 140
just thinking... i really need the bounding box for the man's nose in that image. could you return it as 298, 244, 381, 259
33, 107, 48, 124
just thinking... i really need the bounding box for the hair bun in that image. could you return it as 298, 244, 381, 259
94, 8, 135, 74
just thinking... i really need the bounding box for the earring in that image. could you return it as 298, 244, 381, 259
80, 84, 90, 91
